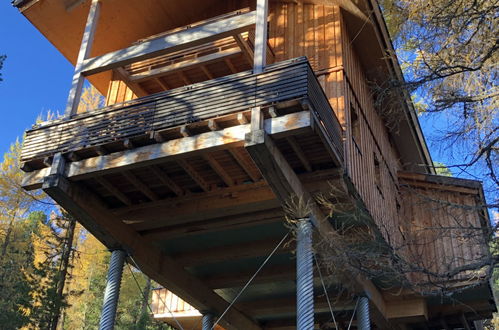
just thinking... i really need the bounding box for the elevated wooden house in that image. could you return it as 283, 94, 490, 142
15, 0, 495, 329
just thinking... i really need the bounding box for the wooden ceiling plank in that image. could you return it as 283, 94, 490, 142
41, 175, 261, 330
122, 170, 159, 201
81, 11, 257, 76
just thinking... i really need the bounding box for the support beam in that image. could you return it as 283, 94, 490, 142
99, 249, 126, 330
41, 175, 261, 330
234, 34, 254, 66
81, 11, 256, 76
65, 0, 100, 116
202, 313, 214, 330
253, 0, 269, 73
287, 136, 313, 172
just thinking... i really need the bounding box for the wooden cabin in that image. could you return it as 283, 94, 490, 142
15, 0, 495, 329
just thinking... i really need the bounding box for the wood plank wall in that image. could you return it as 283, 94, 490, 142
400, 183, 488, 285
339, 11, 402, 246
105, 71, 137, 106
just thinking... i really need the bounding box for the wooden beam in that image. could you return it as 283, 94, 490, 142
253, 0, 268, 73
65, 0, 100, 116
286, 136, 312, 172
234, 34, 254, 66
177, 159, 211, 192
41, 175, 261, 330
229, 148, 261, 182
225, 58, 238, 74
201, 65, 214, 79
81, 11, 256, 76
120, 181, 279, 231
130, 48, 241, 82
174, 238, 292, 267
114, 67, 148, 97
122, 170, 159, 201
385, 298, 428, 321
154, 78, 170, 91
204, 153, 235, 186
150, 165, 184, 196
95, 176, 132, 206
140, 208, 284, 240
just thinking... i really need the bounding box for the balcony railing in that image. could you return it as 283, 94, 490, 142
21, 57, 343, 171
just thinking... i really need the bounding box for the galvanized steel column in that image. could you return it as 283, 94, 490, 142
357, 296, 371, 330
99, 249, 126, 330
202, 313, 214, 330
296, 218, 314, 330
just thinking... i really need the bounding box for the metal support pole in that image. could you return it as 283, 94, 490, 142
202, 313, 214, 330
296, 218, 314, 330
357, 296, 371, 330
99, 249, 126, 330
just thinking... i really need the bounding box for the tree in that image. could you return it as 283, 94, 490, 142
377, 0, 498, 207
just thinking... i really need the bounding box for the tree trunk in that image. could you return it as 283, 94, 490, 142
50, 216, 76, 330
140, 277, 152, 317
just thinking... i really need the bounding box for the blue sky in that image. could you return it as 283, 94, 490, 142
0, 1, 73, 156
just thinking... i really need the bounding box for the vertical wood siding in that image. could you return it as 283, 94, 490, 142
400, 184, 488, 285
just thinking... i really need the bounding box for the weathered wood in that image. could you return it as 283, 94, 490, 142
65, 0, 100, 116
122, 170, 159, 201
41, 175, 261, 330
95, 176, 132, 206
204, 153, 235, 186
177, 159, 211, 192
286, 136, 312, 171
81, 11, 256, 76
150, 165, 184, 197
254, 0, 268, 73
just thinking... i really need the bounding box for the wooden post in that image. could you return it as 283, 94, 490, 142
253, 0, 268, 73
65, 0, 100, 117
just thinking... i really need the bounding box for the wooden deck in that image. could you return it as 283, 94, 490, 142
21, 57, 342, 171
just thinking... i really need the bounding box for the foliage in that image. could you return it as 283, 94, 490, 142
378, 0, 498, 207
